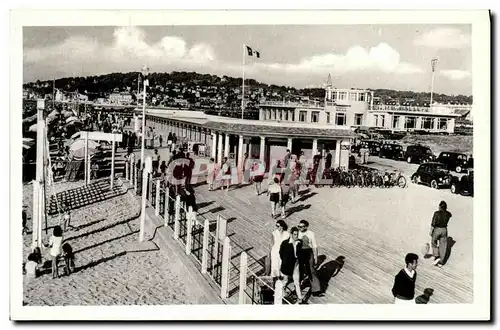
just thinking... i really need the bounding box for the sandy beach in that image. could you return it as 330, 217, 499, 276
21, 179, 214, 305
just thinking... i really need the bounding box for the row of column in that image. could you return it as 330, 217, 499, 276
140, 114, 349, 169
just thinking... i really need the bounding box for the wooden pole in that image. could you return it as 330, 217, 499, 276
238, 252, 248, 304
84, 132, 88, 185
220, 236, 231, 299
139, 157, 152, 242
201, 219, 209, 274
155, 180, 160, 217
32, 103, 45, 250
111, 134, 115, 190
185, 206, 193, 255
173, 195, 181, 239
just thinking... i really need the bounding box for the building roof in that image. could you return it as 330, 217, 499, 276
454, 109, 471, 117
203, 121, 357, 138
141, 108, 356, 139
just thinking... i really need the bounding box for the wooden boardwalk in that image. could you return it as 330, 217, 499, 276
193, 181, 473, 304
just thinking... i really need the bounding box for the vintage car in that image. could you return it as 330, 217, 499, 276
360, 140, 382, 155
404, 145, 435, 164
378, 143, 405, 160
411, 162, 451, 189
436, 151, 469, 173
450, 170, 474, 196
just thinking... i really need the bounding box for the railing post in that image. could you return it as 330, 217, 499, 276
164, 191, 169, 227
201, 219, 209, 274
274, 279, 283, 305
185, 206, 193, 255
238, 252, 248, 304
149, 175, 153, 201
134, 166, 138, 194
155, 179, 160, 216
220, 236, 231, 300
125, 161, 129, 181
130, 160, 134, 184
173, 195, 181, 239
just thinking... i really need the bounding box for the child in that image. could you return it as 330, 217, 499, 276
62, 210, 72, 232
47, 225, 63, 279
25, 253, 39, 280
62, 243, 75, 276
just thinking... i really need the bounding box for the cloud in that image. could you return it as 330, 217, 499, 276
440, 69, 471, 81
413, 28, 471, 49
256, 42, 422, 75
24, 26, 216, 69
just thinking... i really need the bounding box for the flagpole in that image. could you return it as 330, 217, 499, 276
430, 58, 438, 107
241, 44, 246, 120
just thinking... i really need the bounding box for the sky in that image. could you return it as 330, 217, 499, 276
23, 24, 472, 95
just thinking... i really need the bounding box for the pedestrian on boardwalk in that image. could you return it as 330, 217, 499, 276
270, 220, 290, 278
46, 225, 63, 279
251, 156, 264, 195
280, 182, 291, 219
153, 149, 161, 174
220, 157, 232, 191
206, 158, 216, 191
391, 253, 419, 304
185, 153, 195, 189
159, 135, 163, 148
279, 226, 303, 304
297, 220, 323, 297
430, 201, 452, 267
267, 177, 282, 218
167, 132, 173, 152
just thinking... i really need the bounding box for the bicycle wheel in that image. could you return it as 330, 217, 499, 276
397, 175, 407, 188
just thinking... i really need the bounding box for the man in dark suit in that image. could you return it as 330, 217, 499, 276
279, 227, 303, 304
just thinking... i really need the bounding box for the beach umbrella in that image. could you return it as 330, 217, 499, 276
22, 114, 37, 124
66, 116, 79, 123
71, 132, 81, 139
22, 137, 34, 149
71, 147, 97, 160
47, 110, 59, 119
62, 111, 74, 118
70, 138, 100, 152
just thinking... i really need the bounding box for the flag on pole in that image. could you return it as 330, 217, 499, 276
246, 45, 260, 58
431, 58, 438, 72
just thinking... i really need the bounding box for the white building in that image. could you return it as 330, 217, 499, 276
258, 78, 464, 134
109, 92, 133, 105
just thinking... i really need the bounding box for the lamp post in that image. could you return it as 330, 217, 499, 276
430, 58, 438, 107
140, 65, 149, 172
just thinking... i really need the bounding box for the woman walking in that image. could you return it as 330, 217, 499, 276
220, 157, 232, 191
279, 226, 303, 304
251, 156, 264, 195
267, 177, 282, 218
270, 220, 290, 279
206, 158, 216, 191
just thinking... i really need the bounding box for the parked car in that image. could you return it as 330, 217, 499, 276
450, 170, 474, 196
411, 162, 451, 189
436, 152, 469, 173
378, 143, 405, 160
360, 140, 382, 155
404, 145, 435, 164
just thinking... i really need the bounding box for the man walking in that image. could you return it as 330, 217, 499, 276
391, 253, 419, 304
297, 220, 323, 297
430, 201, 452, 267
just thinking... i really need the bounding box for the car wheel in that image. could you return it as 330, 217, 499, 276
407, 156, 412, 163
412, 175, 420, 184
451, 183, 457, 194
455, 166, 462, 173
431, 180, 439, 189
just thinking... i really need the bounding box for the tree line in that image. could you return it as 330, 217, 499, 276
23, 71, 473, 105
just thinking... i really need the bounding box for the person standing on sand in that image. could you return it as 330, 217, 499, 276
392, 253, 419, 304
430, 201, 452, 268
46, 226, 64, 279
